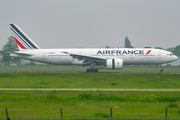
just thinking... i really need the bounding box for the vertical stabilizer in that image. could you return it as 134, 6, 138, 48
9, 24, 40, 51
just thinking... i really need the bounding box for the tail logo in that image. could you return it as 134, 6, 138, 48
14, 37, 27, 49
10, 24, 40, 50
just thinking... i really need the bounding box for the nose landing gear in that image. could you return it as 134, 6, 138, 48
160, 64, 165, 73
160, 68, 164, 73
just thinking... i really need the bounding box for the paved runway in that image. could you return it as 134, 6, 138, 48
0, 71, 180, 74
1, 88, 180, 91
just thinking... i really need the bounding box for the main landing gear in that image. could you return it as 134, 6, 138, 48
86, 68, 98, 72
86, 62, 98, 72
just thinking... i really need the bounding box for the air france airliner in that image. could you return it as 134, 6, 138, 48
9, 24, 177, 72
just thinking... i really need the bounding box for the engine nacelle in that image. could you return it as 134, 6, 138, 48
106, 59, 123, 69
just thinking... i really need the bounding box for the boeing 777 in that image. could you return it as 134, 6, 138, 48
9, 24, 177, 72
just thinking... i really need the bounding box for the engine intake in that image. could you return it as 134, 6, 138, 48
106, 59, 123, 69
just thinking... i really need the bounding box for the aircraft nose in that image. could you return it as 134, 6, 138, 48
174, 55, 178, 60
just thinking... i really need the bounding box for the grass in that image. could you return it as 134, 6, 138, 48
0, 73, 180, 89
0, 66, 180, 119
1, 91, 180, 118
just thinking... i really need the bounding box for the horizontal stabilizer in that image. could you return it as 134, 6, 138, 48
11, 52, 32, 56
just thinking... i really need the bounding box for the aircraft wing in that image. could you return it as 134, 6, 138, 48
63, 52, 106, 63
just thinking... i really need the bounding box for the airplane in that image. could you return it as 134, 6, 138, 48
9, 24, 177, 72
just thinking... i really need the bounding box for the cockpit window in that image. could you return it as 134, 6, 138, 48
167, 53, 174, 56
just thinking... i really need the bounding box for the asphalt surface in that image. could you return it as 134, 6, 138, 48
0, 71, 180, 74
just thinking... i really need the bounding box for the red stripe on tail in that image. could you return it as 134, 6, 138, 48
14, 37, 27, 49
146, 50, 152, 54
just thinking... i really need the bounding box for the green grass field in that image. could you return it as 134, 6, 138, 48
1, 91, 180, 118
0, 66, 180, 119
0, 73, 180, 89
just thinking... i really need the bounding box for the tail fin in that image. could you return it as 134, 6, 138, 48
9, 24, 40, 51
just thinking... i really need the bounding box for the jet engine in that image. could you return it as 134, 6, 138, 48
106, 59, 123, 69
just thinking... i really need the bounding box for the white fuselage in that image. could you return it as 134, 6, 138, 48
9, 24, 178, 72
10, 48, 177, 66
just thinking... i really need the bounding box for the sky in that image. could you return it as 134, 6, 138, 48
0, 0, 180, 49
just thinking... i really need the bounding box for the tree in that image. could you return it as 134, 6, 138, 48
144, 46, 151, 48
1, 36, 19, 64
167, 47, 175, 52
24, 61, 36, 66
154, 47, 163, 50
173, 45, 180, 56
105, 45, 111, 48
124, 37, 134, 48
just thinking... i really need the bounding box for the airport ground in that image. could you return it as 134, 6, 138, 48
0, 66, 180, 119
0, 65, 180, 73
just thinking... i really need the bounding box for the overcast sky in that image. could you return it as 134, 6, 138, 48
1, 0, 180, 49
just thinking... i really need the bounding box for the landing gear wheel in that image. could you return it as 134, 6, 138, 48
86, 69, 91, 72
86, 68, 98, 73
160, 69, 163, 73
94, 68, 98, 72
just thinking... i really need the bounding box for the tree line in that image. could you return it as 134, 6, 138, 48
124, 36, 180, 56
0, 36, 180, 65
